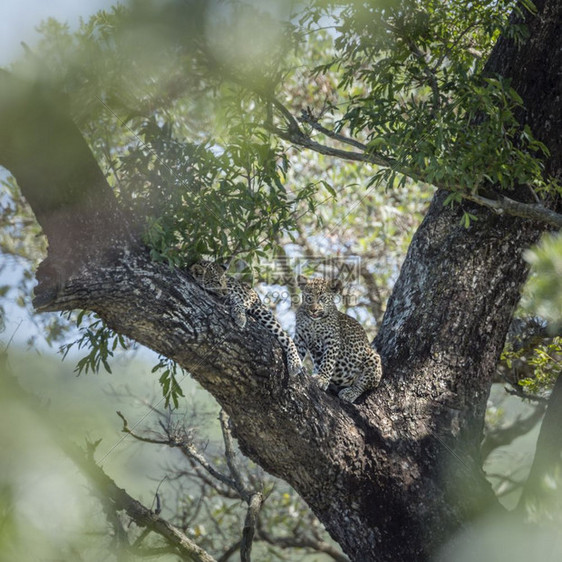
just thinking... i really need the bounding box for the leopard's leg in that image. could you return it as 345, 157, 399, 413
338, 349, 382, 403
227, 292, 248, 328
283, 337, 305, 377
314, 337, 339, 390
294, 329, 308, 362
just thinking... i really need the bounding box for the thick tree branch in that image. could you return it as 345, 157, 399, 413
463, 192, 562, 229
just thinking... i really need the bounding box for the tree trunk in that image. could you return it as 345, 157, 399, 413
1, 1, 561, 560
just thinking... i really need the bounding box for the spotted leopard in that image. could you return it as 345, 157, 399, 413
190, 261, 303, 376
295, 276, 382, 403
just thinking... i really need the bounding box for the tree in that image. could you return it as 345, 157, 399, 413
2, 0, 562, 560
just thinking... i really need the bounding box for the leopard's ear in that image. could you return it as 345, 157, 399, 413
190, 263, 205, 276
218, 263, 228, 272
329, 279, 343, 293
297, 275, 308, 289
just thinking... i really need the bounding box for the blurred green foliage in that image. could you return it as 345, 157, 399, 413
524, 233, 562, 331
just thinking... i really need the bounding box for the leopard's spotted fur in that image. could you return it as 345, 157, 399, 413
295, 276, 382, 403
190, 261, 303, 376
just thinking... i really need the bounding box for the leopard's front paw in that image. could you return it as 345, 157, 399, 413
312, 374, 330, 391
338, 386, 361, 403
233, 312, 247, 329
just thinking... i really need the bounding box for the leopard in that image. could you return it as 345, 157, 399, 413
295, 275, 382, 403
189, 261, 303, 376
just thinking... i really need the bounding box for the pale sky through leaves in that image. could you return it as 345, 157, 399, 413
0, 0, 116, 65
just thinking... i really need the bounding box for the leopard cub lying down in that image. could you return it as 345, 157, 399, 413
295, 276, 382, 403
190, 261, 303, 376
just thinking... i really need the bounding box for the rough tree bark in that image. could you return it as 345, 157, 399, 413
1, 1, 561, 560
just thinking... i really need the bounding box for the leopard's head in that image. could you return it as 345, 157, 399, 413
190, 261, 228, 295
297, 275, 342, 319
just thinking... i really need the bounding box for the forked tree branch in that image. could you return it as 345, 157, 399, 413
481, 403, 547, 460
119, 408, 268, 562
118, 408, 347, 561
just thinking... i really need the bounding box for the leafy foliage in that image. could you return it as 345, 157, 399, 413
2, 0, 562, 558
60, 313, 129, 375
118, 114, 313, 268
150, 355, 185, 409
5, 0, 554, 379
501, 332, 562, 397
518, 338, 562, 395
294, 0, 552, 206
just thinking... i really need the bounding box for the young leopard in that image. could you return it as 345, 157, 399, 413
295, 276, 382, 403
189, 261, 303, 376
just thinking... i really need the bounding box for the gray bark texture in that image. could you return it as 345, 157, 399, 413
1, 1, 561, 560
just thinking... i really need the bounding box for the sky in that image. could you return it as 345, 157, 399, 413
0, 0, 117, 66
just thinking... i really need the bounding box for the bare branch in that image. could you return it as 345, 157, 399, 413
463, 192, 562, 229
256, 523, 349, 562
179, 445, 239, 493
176, 466, 240, 499
220, 410, 252, 501
217, 541, 241, 562
240, 492, 264, 562
117, 411, 171, 445
298, 108, 372, 154
118, 410, 239, 492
